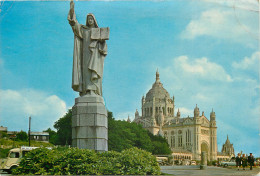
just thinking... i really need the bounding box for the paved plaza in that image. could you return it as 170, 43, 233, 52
161, 166, 260, 176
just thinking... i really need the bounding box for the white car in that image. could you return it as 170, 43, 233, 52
0, 146, 51, 173
220, 160, 236, 167
190, 161, 196, 165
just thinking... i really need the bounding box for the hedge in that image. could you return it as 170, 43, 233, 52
12, 147, 161, 175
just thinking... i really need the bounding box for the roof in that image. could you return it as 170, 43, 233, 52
145, 71, 171, 101
7, 131, 18, 134
225, 135, 231, 144
163, 117, 194, 127
30, 132, 49, 136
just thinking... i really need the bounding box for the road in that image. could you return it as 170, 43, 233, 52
1, 166, 260, 175
161, 166, 260, 176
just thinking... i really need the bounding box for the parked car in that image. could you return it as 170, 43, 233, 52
0, 146, 51, 173
156, 157, 168, 165
220, 160, 236, 167
190, 161, 196, 165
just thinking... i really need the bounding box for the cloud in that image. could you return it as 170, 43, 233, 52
176, 107, 193, 117
203, 0, 258, 11
192, 93, 211, 103
0, 89, 67, 132
172, 55, 232, 82
181, 6, 259, 45
232, 51, 260, 71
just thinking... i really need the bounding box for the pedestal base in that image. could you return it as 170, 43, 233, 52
200, 151, 207, 170
72, 94, 108, 152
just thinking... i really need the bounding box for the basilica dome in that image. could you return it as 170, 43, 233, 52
145, 70, 171, 101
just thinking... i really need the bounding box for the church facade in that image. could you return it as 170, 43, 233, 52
133, 71, 218, 161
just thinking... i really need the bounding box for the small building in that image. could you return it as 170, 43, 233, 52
220, 135, 235, 158
0, 126, 7, 132
30, 132, 49, 142
7, 131, 18, 138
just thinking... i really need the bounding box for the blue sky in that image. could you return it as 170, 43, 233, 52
0, 0, 259, 156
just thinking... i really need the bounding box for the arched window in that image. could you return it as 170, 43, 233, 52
162, 107, 164, 114
186, 129, 191, 146
171, 136, 175, 148
178, 135, 182, 147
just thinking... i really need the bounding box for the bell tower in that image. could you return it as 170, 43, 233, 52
210, 109, 217, 160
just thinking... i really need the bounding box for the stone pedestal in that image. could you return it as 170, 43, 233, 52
72, 94, 108, 152
200, 151, 207, 170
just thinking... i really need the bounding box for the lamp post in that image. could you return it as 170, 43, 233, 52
28, 116, 31, 146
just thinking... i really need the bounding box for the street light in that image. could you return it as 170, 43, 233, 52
28, 116, 31, 146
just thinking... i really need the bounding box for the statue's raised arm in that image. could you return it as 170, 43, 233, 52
68, 0, 76, 26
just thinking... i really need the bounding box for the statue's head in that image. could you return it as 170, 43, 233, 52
86, 13, 98, 28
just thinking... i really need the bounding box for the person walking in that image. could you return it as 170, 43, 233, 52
241, 154, 247, 170
248, 153, 254, 170
236, 153, 242, 170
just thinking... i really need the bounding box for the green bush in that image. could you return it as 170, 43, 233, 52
0, 148, 11, 158
0, 131, 8, 138
12, 147, 161, 175
15, 131, 28, 141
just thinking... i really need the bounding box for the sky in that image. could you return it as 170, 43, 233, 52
0, 0, 259, 156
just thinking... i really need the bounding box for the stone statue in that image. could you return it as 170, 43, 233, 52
68, 0, 109, 96
69, 0, 109, 151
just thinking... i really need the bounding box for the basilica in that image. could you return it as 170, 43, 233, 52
133, 70, 218, 161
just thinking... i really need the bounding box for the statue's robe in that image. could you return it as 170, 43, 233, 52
68, 12, 109, 96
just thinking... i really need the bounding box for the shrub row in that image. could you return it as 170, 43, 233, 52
0, 139, 54, 148
13, 147, 161, 175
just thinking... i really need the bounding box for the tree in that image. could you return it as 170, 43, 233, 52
108, 111, 171, 155
0, 131, 8, 138
148, 132, 172, 155
16, 131, 28, 141
54, 109, 72, 145
44, 128, 57, 144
